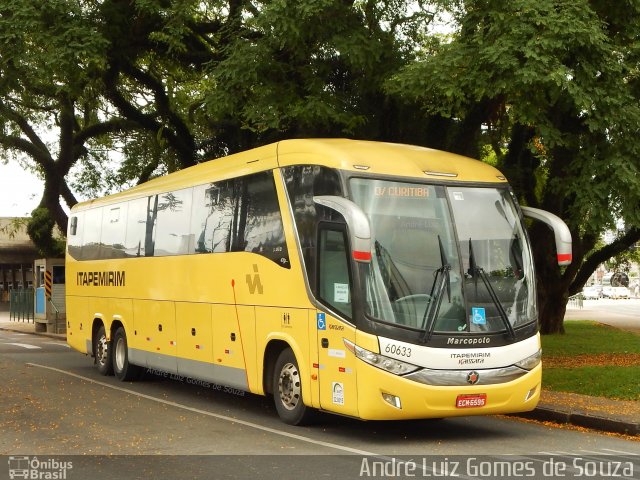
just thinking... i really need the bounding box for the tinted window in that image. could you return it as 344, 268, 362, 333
154, 188, 194, 256
318, 228, 352, 318
81, 208, 103, 260
191, 171, 289, 266
124, 197, 152, 257
282, 165, 343, 288
144, 196, 159, 257
67, 213, 83, 260
241, 171, 289, 267
192, 180, 235, 254
70, 170, 288, 266
100, 204, 127, 259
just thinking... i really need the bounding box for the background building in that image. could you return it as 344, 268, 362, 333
0, 218, 39, 310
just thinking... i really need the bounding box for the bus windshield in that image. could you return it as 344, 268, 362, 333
349, 178, 536, 335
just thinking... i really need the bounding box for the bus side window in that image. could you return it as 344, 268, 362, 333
100, 204, 127, 259
145, 195, 159, 256
192, 171, 289, 266
317, 226, 352, 319
282, 165, 343, 289
124, 197, 150, 257
81, 208, 103, 261
191, 179, 235, 254
67, 213, 84, 260
154, 188, 194, 256
240, 171, 290, 267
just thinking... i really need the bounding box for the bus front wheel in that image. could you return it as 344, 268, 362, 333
272, 348, 313, 425
113, 326, 141, 381
94, 325, 113, 376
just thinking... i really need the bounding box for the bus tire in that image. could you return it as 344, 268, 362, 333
272, 348, 313, 425
94, 324, 113, 376
113, 326, 141, 381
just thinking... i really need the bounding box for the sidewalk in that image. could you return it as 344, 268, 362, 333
0, 310, 66, 340
565, 298, 640, 333
0, 309, 638, 436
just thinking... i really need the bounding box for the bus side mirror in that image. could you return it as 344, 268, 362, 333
521, 206, 572, 266
313, 196, 372, 263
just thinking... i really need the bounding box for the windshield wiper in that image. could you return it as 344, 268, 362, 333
420, 236, 451, 342
468, 239, 516, 339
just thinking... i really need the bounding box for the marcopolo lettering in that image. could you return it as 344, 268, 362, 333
77, 271, 125, 287
446, 337, 490, 345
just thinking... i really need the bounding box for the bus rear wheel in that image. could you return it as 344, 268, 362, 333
113, 326, 141, 381
272, 348, 313, 425
94, 325, 113, 376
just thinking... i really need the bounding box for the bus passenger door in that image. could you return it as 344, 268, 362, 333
316, 227, 359, 417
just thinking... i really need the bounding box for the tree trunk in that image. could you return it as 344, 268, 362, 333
528, 222, 572, 334
537, 281, 569, 334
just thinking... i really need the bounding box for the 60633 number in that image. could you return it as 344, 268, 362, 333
384, 343, 412, 358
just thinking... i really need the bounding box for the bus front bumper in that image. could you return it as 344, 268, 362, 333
355, 363, 542, 420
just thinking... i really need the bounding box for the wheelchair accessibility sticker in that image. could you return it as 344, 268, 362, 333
317, 312, 326, 330
472, 307, 486, 325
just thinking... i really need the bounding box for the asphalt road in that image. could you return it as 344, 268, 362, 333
0, 330, 638, 480
565, 298, 640, 332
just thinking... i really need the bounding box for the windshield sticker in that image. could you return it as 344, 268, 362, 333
334, 283, 349, 303
452, 192, 464, 201
332, 382, 345, 405
471, 307, 487, 325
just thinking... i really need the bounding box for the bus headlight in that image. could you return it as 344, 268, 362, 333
514, 350, 542, 370
343, 339, 419, 375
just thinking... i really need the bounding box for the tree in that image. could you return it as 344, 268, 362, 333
0, 0, 137, 255
388, 0, 640, 333
603, 238, 640, 275
97, 0, 439, 157
2, 0, 439, 254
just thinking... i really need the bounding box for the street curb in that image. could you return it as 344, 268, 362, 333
513, 407, 640, 436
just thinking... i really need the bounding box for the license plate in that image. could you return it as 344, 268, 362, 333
456, 394, 487, 408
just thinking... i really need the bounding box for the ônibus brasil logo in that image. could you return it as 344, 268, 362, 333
8, 456, 73, 479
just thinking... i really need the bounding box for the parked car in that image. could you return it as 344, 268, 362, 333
614, 286, 630, 299
602, 286, 630, 299
582, 286, 601, 300
602, 286, 615, 298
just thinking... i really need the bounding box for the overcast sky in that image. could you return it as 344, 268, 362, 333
0, 162, 42, 218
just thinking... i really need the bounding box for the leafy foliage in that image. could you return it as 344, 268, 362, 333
387, 0, 640, 332
0, 0, 136, 238
26, 208, 65, 257
1, 0, 639, 332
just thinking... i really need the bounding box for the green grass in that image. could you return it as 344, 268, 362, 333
540, 321, 640, 401
542, 320, 640, 356
543, 367, 640, 401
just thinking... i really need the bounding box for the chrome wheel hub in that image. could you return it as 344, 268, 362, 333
96, 335, 108, 366
278, 362, 301, 411
115, 337, 125, 371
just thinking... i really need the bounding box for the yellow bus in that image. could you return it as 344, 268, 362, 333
65, 139, 571, 424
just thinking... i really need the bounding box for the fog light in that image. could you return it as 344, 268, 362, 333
524, 385, 538, 402
382, 393, 402, 409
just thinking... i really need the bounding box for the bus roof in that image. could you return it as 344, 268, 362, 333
277, 139, 506, 183
72, 139, 507, 211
